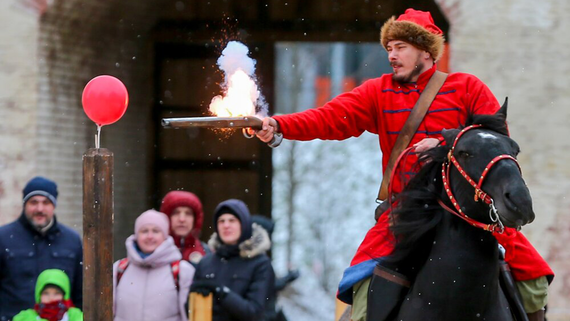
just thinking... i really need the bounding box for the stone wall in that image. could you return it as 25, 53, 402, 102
0, 0, 164, 258
0, 1, 40, 225
437, 0, 570, 318
36, 0, 161, 252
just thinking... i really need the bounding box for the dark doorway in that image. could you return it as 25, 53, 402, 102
152, 42, 274, 232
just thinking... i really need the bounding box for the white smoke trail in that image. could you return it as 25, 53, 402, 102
209, 41, 268, 117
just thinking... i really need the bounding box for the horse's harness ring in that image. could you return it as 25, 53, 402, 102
440, 124, 522, 234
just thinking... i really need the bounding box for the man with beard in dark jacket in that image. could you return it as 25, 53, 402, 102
190, 199, 275, 321
0, 176, 83, 321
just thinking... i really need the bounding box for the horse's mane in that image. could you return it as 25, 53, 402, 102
383, 111, 508, 270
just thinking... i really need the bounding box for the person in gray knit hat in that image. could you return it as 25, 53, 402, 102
0, 176, 83, 320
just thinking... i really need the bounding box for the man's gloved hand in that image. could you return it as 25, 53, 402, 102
190, 279, 230, 299
284, 270, 300, 284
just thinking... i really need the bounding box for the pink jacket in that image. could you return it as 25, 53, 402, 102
113, 235, 195, 321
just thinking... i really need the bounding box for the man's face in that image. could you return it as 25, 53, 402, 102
387, 40, 429, 83
24, 195, 55, 229
170, 206, 195, 237
217, 213, 241, 245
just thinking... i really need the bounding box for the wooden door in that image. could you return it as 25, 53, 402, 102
153, 42, 273, 234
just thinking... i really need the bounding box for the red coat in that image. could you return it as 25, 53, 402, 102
274, 65, 500, 193
273, 65, 553, 303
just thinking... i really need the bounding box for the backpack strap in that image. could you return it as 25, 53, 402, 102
116, 258, 130, 285
171, 260, 181, 291
116, 258, 181, 292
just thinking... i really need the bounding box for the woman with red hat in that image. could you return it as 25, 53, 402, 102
160, 191, 209, 265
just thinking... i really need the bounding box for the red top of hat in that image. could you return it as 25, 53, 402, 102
396, 8, 443, 35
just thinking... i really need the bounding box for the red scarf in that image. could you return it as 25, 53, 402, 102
34, 299, 74, 321
174, 233, 206, 261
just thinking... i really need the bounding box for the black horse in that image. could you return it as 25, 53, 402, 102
372, 101, 534, 321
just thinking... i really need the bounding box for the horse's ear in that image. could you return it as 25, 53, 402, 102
497, 97, 508, 119
442, 128, 460, 146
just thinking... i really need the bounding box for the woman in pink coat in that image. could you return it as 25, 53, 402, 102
113, 209, 195, 321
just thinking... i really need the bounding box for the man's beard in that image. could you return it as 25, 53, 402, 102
27, 212, 52, 230
393, 59, 425, 83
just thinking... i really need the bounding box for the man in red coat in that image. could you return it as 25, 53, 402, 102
252, 8, 552, 320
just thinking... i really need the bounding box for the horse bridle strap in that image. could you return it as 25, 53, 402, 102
441, 124, 521, 233
437, 198, 500, 232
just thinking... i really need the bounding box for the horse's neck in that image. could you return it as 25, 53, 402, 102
405, 213, 506, 319
430, 214, 500, 280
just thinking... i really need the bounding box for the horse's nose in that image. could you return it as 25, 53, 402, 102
504, 185, 535, 225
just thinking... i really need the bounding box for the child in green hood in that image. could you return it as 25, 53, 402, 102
13, 269, 83, 321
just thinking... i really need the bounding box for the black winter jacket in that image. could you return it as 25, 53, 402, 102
0, 214, 83, 321
194, 200, 275, 321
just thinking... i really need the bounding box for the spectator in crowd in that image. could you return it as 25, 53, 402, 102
251, 215, 299, 321
113, 209, 194, 321
0, 176, 83, 321
13, 269, 83, 321
160, 191, 209, 265
191, 199, 275, 321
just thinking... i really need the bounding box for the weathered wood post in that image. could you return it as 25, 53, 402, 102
83, 148, 114, 320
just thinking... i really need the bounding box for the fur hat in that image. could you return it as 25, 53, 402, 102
380, 8, 445, 61
134, 209, 170, 237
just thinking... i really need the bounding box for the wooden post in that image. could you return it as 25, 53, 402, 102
83, 148, 114, 321
189, 292, 213, 321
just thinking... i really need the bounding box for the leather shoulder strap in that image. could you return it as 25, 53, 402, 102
377, 70, 448, 201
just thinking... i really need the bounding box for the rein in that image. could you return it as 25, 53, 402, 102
440, 125, 521, 233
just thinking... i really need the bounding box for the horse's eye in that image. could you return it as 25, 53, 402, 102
457, 151, 471, 158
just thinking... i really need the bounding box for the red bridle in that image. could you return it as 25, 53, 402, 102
440, 125, 521, 233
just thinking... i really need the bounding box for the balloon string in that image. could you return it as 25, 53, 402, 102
95, 124, 102, 149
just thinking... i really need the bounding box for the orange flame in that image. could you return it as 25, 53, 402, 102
209, 69, 259, 117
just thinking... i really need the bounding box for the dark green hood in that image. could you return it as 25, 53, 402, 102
34, 269, 70, 303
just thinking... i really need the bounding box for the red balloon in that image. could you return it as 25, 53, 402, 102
82, 75, 129, 126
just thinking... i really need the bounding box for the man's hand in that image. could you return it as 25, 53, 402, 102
247, 117, 279, 143
413, 138, 440, 153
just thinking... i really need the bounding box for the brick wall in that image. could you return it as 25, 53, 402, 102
36, 0, 166, 257
0, 1, 40, 224
437, 0, 570, 318
0, 0, 167, 259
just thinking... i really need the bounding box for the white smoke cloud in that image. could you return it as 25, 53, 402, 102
209, 41, 268, 117
217, 41, 256, 77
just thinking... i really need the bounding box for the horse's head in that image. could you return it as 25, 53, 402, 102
441, 100, 535, 230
